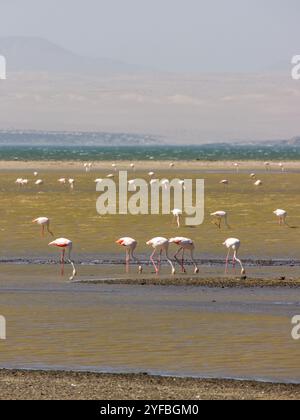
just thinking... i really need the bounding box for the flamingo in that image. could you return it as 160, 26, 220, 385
112, 163, 117, 172
210, 211, 230, 229
58, 178, 66, 185
279, 162, 284, 172
172, 209, 182, 228
32, 217, 54, 237
264, 162, 270, 171
169, 237, 199, 274
84, 163, 92, 172
33, 171, 38, 177
274, 209, 288, 226
68, 178, 75, 190
35, 179, 43, 186
223, 238, 246, 276
250, 173, 256, 179
234, 163, 239, 172
146, 237, 175, 275
15, 178, 24, 187
254, 180, 263, 187
169, 162, 175, 168
116, 237, 142, 273
48, 238, 77, 281
220, 179, 229, 190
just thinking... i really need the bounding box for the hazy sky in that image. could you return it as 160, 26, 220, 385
0, 0, 299, 71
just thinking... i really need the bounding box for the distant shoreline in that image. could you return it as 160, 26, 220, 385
1, 160, 300, 171
0, 369, 299, 400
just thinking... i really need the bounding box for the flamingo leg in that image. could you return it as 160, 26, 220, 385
131, 249, 143, 274
158, 249, 162, 273
232, 256, 236, 274
225, 249, 230, 274
234, 251, 246, 275
174, 247, 184, 272
165, 249, 176, 275
177, 215, 180, 228
47, 223, 54, 237
125, 249, 130, 273
61, 249, 65, 276
150, 250, 158, 274
41, 225, 45, 237
181, 249, 186, 273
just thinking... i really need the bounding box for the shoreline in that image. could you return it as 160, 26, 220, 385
1, 159, 300, 171
0, 368, 299, 400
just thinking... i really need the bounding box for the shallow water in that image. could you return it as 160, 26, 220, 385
1, 168, 300, 261
0, 265, 299, 383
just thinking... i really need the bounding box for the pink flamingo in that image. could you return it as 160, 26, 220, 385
169, 237, 199, 274
223, 238, 246, 276
146, 237, 175, 275
116, 237, 142, 273
48, 238, 77, 281
32, 217, 54, 237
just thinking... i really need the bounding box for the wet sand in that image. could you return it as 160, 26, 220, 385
0, 369, 299, 400
76, 275, 300, 288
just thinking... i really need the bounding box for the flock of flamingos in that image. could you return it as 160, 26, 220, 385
17, 160, 289, 282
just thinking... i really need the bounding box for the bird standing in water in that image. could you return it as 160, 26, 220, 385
48, 238, 77, 281
223, 238, 246, 276
32, 217, 54, 237
210, 211, 230, 229
172, 209, 182, 228
146, 237, 175, 275
273, 209, 288, 226
169, 237, 199, 274
116, 237, 142, 273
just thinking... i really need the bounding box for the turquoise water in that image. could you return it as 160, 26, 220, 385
0, 130, 299, 161
1, 144, 300, 161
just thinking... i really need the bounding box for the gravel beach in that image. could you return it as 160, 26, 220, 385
0, 369, 299, 400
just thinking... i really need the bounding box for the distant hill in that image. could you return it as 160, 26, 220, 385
287, 136, 300, 145
0, 36, 142, 73
0, 130, 161, 146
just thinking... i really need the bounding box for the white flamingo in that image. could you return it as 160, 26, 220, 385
169, 237, 199, 274
146, 237, 175, 275
273, 209, 288, 226
68, 178, 75, 190
172, 209, 182, 228
223, 238, 246, 276
116, 237, 142, 273
48, 238, 77, 281
210, 211, 230, 229
32, 217, 54, 237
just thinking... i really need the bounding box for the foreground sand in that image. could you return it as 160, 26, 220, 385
0, 370, 299, 400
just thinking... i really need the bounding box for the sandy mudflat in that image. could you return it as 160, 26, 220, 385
0, 369, 299, 400
77, 276, 300, 288
1, 159, 300, 171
